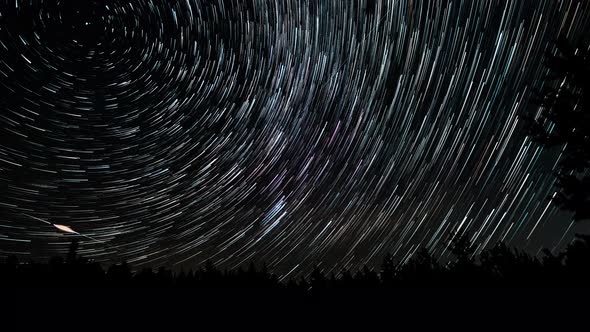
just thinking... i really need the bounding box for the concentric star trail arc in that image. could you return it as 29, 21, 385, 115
1, 0, 590, 277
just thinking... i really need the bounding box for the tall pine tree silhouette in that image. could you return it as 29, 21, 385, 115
529, 36, 590, 220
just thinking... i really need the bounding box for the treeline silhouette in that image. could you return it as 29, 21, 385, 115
2, 234, 590, 292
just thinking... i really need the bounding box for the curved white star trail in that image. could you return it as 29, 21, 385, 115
1, 0, 590, 277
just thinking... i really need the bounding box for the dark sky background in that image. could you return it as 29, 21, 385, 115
1, 0, 590, 278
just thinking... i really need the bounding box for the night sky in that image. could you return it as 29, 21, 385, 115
1, 0, 590, 279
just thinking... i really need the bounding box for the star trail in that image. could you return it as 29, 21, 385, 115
1, 0, 590, 278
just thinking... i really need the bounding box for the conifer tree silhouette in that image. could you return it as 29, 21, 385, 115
529, 36, 590, 220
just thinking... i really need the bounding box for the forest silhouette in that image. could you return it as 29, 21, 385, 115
2, 234, 590, 291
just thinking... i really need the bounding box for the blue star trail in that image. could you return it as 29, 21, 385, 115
1, 0, 590, 278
